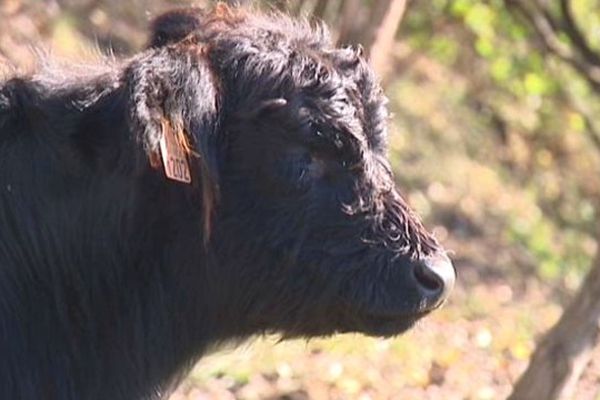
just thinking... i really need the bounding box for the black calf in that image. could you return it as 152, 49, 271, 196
0, 5, 454, 399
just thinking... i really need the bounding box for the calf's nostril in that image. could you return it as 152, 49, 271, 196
413, 262, 444, 292
412, 253, 456, 306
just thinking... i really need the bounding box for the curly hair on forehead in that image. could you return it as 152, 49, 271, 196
220, 8, 385, 150
149, 4, 330, 50
149, 5, 384, 122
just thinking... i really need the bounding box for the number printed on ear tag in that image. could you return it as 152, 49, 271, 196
159, 120, 192, 184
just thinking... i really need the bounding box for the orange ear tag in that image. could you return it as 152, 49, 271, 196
159, 120, 192, 184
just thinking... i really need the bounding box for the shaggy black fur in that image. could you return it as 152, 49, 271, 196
0, 5, 454, 399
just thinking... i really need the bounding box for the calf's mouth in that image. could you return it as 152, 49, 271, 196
340, 252, 456, 337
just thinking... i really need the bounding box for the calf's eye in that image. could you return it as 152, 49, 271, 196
272, 148, 313, 188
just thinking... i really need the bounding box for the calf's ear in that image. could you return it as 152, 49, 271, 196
126, 44, 221, 238
147, 8, 205, 48
147, 4, 240, 48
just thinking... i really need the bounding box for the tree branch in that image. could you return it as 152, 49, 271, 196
369, 0, 409, 77
559, 0, 600, 66
505, 0, 600, 93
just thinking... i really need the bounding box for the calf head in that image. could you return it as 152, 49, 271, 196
141, 6, 455, 339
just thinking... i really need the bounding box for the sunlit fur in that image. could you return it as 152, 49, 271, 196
0, 5, 447, 400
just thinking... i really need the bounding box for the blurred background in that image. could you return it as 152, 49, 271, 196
2, 0, 600, 399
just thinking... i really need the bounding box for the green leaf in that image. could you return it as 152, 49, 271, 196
450, 0, 475, 17
490, 57, 513, 82
475, 37, 495, 57
465, 4, 495, 37
524, 73, 550, 95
